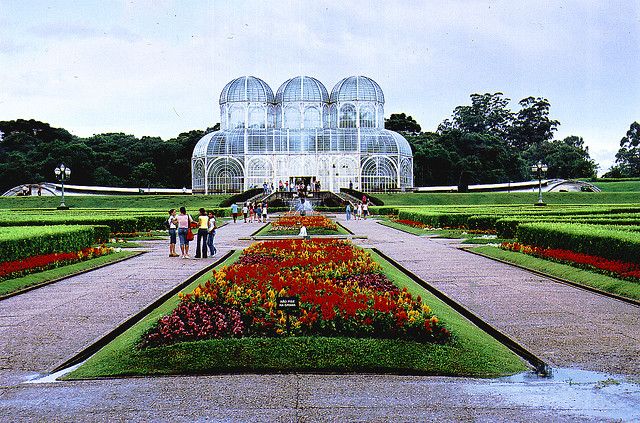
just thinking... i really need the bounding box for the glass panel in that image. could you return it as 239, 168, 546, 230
304, 107, 321, 128
284, 106, 301, 129
229, 105, 245, 129
359, 106, 375, 128
339, 104, 356, 128
248, 107, 265, 128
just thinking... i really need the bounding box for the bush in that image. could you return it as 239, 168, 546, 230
0, 225, 98, 263
515, 222, 640, 264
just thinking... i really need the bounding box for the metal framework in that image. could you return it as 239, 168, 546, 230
192, 75, 413, 193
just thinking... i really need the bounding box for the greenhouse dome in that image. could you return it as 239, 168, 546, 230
192, 75, 413, 193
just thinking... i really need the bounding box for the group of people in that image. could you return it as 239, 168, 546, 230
167, 207, 217, 259
239, 201, 268, 223
345, 196, 370, 221
274, 179, 322, 194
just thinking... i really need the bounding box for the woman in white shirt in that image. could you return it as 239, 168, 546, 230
206, 210, 217, 256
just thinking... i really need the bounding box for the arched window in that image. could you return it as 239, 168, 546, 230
304, 107, 321, 128
359, 106, 375, 128
248, 106, 265, 128
284, 106, 301, 129
329, 104, 338, 128
339, 104, 356, 128
229, 105, 245, 129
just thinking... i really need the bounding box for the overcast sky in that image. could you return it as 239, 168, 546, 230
1, 0, 638, 173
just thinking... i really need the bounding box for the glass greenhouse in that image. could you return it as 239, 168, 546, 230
192, 75, 413, 193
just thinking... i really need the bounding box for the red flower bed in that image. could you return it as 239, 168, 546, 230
141, 239, 450, 347
393, 219, 429, 229
271, 214, 338, 231
501, 242, 640, 281
0, 246, 113, 280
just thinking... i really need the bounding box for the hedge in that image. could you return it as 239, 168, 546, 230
515, 222, 640, 264
0, 225, 101, 264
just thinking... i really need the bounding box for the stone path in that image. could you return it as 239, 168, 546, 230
340, 216, 640, 376
1, 215, 639, 421
0, 220, 256, 386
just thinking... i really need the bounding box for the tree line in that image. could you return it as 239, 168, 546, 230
0, 93, 636, 193
385, 93, 607, 189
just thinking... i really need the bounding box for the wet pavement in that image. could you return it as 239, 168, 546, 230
1, 215, 639, 421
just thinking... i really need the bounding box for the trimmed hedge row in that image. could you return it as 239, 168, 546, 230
0, 225, 107, 264
496, 214, 640, 238
515, 222, 640, 264
397, 210, 471, 228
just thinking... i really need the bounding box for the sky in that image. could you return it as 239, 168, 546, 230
1, 0, 638, 173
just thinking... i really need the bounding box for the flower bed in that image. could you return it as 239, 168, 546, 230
501, 241, 640, 281
141, 239, 449, 347
0, 245, 113, 280
270, 214, 338, 232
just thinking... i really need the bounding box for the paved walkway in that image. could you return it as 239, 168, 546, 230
340, 216, 640, 376
1, 215, 639, 421
0, 220, 257, 386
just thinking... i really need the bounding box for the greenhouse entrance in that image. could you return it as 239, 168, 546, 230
289, 176, 318, 191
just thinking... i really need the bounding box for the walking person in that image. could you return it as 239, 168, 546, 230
249, 202, 255, 223
255, 202, 262, 223
345, 202, 352, 221
176, 206, 193, 259
206, 210, 217, 256
262, 202, 268, 223
231, 203, 238, 223
362, 201, 369, 220
356, 202, 363, 220
167, 208, 179, 257
195, 208, 209, 259
242, 203, 249, 223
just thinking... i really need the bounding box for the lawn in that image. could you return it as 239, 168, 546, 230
253, 222, 350, 236
0, 250, 139, 298
472, 245, 640, 301
0, 194, 230, 210
591, 180, 640, 192
66, 248, 526, 379
374, 191, 640, 206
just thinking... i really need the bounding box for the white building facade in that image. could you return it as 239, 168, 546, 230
191, 75, 413, 193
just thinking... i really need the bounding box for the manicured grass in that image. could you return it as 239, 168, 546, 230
472, 245, 640, 301
378, 218, 500, 242
253, 223, 349, 236
0, 194, 230, 210
0, 251, 139, 298
377, 219, 431, 236
105, 241, 144, 248
374, 192, 640, 206
592, 181, 640, 192
66, 249, 526, 379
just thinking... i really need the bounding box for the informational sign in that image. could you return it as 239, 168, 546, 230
276, 296, 299, 311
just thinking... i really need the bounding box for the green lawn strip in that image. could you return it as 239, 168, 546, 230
377, 219, 431, 236
377, 218, 488, 239
253, 223, 347, 236
472, 246, 640, 301
592, 181, 640, 192
105, 242, 145, 248
0, 251, 139, 298
67, 249, 525, 379
461, 238, 513, 245
0, 194, 230, 209
374, 192, 640, 206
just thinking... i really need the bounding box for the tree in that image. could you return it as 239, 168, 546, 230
509, 97, 559, 151
535, 136, 597, 179
384, 113, 421, 134
607, 121, 640, 177
438, 93, 513, 138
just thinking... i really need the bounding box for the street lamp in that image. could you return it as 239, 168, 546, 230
531, 161, 548, 206
54, 163, 71, 210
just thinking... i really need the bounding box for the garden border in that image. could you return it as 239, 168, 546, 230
0, 251, 144, 302
376, 220, 421, 236
371, 248, 550, 375
50, 250, 235, 373
463, 247, 640, 308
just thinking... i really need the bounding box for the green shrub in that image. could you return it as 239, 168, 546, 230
0, 225, 97, 263
515, 222, 640, 264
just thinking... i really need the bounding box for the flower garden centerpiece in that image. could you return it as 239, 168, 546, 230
141, 239, 449, 347
266, 213, 341, 236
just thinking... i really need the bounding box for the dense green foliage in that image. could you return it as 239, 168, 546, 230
0, 119, 219, 193
0, 225, 103, 263
604, 121, 640, 177
516, 222, 640, 264
591, 180, 640, 192
66, 250, 526, 379
405, 93, 596, 187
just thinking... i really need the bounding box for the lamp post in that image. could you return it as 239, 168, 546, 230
531, 161, 548, 206
54, 163, 71, 210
